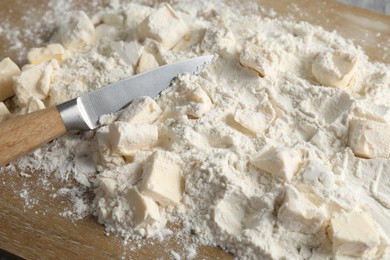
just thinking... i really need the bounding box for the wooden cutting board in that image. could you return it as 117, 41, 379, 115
0, 0, 389, 259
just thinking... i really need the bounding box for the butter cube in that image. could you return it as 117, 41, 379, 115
0, 102, 11, 122
13, 59, 59, 105
136, 52, 159, 74
0, 57, 20, 101
126, 188, 161, 227
91, 11, 123, 27
353, 102, 390, 125
189, 88, 211, 104
96, 126, 125, 166
124, 3, 152, 34
24, 96, 46, 114
95, 24, 119, 42
118, 96, 162, 124
98, 163, 143, 194
312, 50, 357, 89
240, 42, 278, 77
278, 185, 325, 234
109, 122, 158, 156
53, 11, 95, 50
112, 41, 144, 68
97, 176, 118, 198
214, 192, 247, 236
201, 25, 236, 56
301, 159, 335, 192
330, 212, 381, 257
251, 147, 302, 181
117, 163, 144, 188
140, 151, 183, 206
96, 173, 161, 227
187, 87, 213, 118
233, 109, 274, 134
27, 44, 65, 64
348, 119, 390, 158
138, 4, 189, 49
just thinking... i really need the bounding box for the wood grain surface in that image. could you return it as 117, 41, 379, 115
0, 107, 67, 166
0, 0, 389, 259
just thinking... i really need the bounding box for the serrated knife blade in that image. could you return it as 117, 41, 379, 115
57, 55, 214, 130
0, 55, 213, 166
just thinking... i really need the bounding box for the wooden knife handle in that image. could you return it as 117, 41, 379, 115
0, 107, 67, 167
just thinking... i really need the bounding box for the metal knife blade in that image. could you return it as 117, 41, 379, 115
57, 55, 213, 131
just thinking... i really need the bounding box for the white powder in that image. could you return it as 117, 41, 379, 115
170, 250, 181, 260
19, 188, 39, 209
1, 0, 390, 259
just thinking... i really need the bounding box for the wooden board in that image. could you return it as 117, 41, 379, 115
0, 0, 389, 259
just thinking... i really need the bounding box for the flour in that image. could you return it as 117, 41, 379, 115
1, 0, 390, 259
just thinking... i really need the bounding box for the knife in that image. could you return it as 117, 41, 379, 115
0, 55, 213, 166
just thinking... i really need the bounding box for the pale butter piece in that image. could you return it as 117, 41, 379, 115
27, 44, 65, 64
118, 96, 162, 124
53, 11, 95, 50
138, 4, 189, 49
251, 147, 302, 181
214, 192, 247, 237
0, 102, 11, 122
94, 163, 152, 227
330, 212, 381, 257
24, 96, 46, 114
301, 159, 335, 193
240, 41, 278, 77
353, 102, 390, 125
124, 4, 152, 30
96, 126, 125, 166
312, 50, 357, 89
112, 41, 144, 69
98, 162, 143, 193
140, 151, 183, 206
278, 185, 325, 234
96, 173, 161, 226
126, 187, 161, 227
92, 11, 124, 26
116, 163, 144, 187
95, 24, 119, 42
98, 176, 118, 198
136, 52, 159, 74
109, 122, 158, 156
13, 59, 59, 105
348, 119, 390, 158
233, 109, 273, 134
201, 25, 236, 56
187, 87, 213, 118
0, 57, 20, 101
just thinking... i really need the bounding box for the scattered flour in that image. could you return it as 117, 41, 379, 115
1, 0, 390, 259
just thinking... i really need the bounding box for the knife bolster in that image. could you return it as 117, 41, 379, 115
57, 98, 93, 131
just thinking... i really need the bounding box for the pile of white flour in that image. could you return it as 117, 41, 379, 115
1, 0, 390, 259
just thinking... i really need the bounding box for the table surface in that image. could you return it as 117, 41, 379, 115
0, 0, 389, 259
